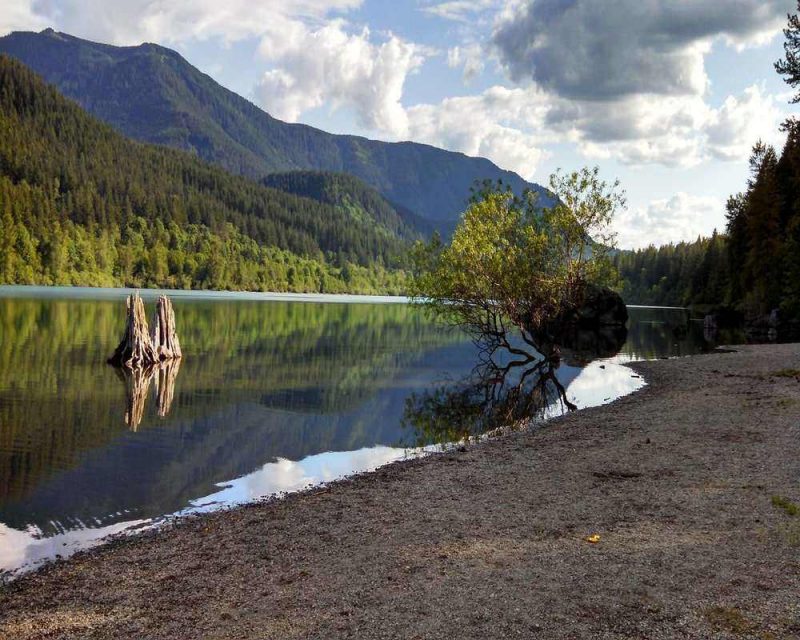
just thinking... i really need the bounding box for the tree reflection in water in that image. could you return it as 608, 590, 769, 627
115, 359, 182, 430
403, 326, 628, 447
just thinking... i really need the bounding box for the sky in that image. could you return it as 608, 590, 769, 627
2, 0, 797, 249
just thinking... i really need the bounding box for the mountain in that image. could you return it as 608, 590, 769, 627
0, 29, 549, 229
0, 55, 407, 293
262, 171, 437, 240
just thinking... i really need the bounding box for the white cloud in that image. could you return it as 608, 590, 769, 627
2, 0, 363, 45
405, 85, 554, 178
0, 1, 48, 35
705, 85, 784, 160
493, 0, 792, 100
421, 0, 503, 23
254, 19, 425, 136
401, 0, 793, 174
613, 193, 726, 249
398, 82, 784, 178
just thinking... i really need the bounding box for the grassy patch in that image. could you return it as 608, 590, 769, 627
772, 495, 800, 517
772, 496, 800, 546
773, 368, 800, 378
704, 606, 755, 634
780, 523, 800, 547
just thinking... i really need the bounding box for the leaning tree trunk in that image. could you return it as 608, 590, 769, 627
108, 293, 159, 368
151, 295, 182, 361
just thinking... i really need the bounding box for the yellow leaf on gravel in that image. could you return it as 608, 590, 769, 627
586, 534, 601, 543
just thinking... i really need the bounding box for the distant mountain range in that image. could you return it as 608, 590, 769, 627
0, 29, 548, 230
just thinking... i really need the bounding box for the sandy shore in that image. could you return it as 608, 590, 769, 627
1, 344, 799, 639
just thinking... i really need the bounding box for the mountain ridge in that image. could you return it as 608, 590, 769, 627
0, 29, 550, 228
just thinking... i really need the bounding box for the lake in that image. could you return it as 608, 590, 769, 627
0, 286, 721, 578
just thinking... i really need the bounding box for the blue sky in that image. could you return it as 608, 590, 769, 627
2, 0, 797, 248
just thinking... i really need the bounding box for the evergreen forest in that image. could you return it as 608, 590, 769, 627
0, 55, 410, 293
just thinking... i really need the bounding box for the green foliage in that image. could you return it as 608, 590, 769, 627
776, 1, 800, 103
0, 55, 409, 294
772, 495, 799, 517
262, 170, 432, 242
614, 232, 730, 307
0, 29, 548, 227
410, 170, 623, 348
725, 126, 800, 318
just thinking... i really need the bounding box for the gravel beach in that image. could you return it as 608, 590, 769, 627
1, 344, 799, 639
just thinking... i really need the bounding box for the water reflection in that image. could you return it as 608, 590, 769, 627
403, 325, 632, 446
0, 292, 719, 579
115, 359, 182, 429
190, 445, 419, 513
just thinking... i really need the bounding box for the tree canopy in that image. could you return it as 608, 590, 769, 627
776, 1, 800, 103
410, 169, 625, 355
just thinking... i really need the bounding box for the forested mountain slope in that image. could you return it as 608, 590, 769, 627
262, 171, 436, 240
0, 29, 549, 228
0, 55, 407, 293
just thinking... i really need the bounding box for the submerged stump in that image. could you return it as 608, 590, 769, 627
108, 293, 182, 368
151, 295, 182, 361
108, 293, 159, 368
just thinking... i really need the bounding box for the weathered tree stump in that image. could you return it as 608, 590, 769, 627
108, 293, 182, 368
108, 293, 159, 368
109, 293, 183, 426
151, 295, 182, 361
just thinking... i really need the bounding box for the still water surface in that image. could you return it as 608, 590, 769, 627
0, 287, 719, 577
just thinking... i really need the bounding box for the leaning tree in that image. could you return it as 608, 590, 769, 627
409, 167, 625, 360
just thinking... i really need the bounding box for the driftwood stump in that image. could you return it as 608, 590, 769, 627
109, 293, 183, 427
108, 293, 159, 368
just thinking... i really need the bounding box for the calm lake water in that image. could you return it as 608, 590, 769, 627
0, 286, 721, 578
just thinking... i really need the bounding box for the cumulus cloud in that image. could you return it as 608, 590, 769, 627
613, 193, 726, 249
705, 85, 784, 160
493, 0, 792, 100
2, 0, 362, 44
410, 0, 792, 174
405, 85, 555, 178
254, 20, 425, 136
398, 82, 782, 178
